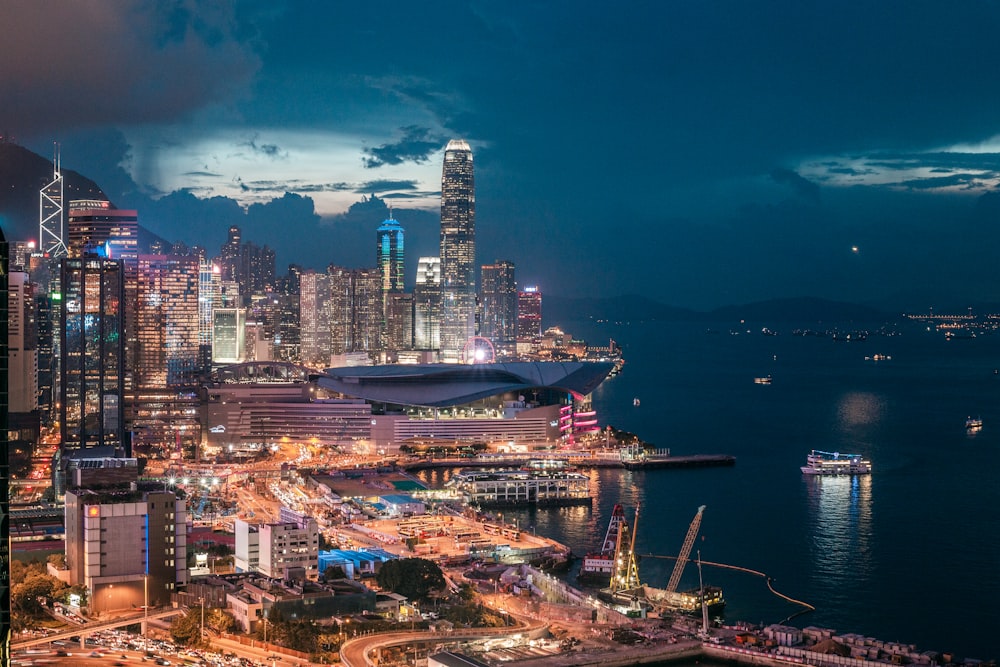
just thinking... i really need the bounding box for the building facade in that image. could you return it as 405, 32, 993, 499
479, 260, 517, 355
135, 255, 200, 388
517, 286, 542, 340
64, 484, 188, 613
60, 256, 127, 452
413, 256, 441, 351
438, 140, 476, 362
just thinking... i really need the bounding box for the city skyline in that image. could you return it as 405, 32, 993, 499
7, 3, 1000, 309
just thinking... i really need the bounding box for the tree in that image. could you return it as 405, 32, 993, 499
169, 607, 205, 646
375, 558, 446, 602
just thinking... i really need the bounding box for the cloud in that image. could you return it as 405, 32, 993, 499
770, 168, 820, 203
183, 171, 224, 178
0, 2, 260, 134
355, 179, 420, 193
241, 134, 287, 159
898, 173, 990, 191
362, 126, 445, 168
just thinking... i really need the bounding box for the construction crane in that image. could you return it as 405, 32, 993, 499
664, 505, 706, 594
610, 503, 641, 593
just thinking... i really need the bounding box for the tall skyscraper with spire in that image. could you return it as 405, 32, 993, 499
439, 139, 476, 362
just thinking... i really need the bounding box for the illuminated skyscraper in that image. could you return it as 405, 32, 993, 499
59, 256, 126, 452
439, 140, 476, 361
68, 200, 138, 391
135, 255, 200, 388
198, 260, 222, 370
517, 286, 542, 340
413, 257, 441, 351
67, 200, 138, 262
300, 270, 332, 366
376, 213, 405, 295
6, 270, 38, 412
480, 260, 517, 354
327, 266, 383, 359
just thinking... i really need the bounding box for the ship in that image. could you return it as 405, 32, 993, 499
754, 375, 773, 385
801, 449, 872, 476
965, 416, 983, 431
578, 503, 629, 584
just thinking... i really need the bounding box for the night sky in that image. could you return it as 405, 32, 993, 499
6, 1, 1000, 308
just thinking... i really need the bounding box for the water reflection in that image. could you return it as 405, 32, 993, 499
804, 473, 873, 606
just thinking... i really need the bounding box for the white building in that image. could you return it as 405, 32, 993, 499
237, 515, 319, 580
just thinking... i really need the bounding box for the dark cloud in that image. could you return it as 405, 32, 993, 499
183, 171, 224, 177
355, 180, 420, 193
241, 135, 286, 159
898, 173, 989, 190
770, 168, 821, 203
0, 3, 260, 135
362, 126, 446, 168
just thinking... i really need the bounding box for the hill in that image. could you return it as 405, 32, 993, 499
0, 141, 109, 241
545, 294, 892, 326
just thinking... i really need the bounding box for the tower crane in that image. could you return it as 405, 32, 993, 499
665, 505, 706, 594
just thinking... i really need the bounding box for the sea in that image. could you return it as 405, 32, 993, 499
418, 318, 1000, 661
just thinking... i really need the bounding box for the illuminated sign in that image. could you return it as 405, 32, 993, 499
87, 506, 100, 517
209, 425, 226, 434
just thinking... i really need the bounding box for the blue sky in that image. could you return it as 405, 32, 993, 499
5, 1, 1000, 308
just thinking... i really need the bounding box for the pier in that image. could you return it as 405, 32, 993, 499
399, 452, 736, 471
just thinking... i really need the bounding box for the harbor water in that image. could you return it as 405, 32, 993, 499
420, 319, 1000, 660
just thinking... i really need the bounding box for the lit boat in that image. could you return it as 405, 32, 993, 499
801, 450, 871, 476
966, 416, 983, 431
754, 376, 773, 385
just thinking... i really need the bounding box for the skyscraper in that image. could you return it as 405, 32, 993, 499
135, 255, 200, 388
300, 270, 332, 366
413, 257, 441, 351
439, 140, 476, 361
480, 260, 517, 354
518, 286, 542, 340
60, 256, 126, 452
376, 212, 405, 295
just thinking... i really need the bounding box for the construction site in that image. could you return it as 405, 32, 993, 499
577, 502, 725, 625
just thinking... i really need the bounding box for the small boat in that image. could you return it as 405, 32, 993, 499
633, 397, 640, 407
753, 376, 772, 385
966, 416, 983, 431
801, 450, 871, 476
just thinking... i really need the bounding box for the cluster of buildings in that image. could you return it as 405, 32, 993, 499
4, 140, 618, 463
0, 139, 619, 645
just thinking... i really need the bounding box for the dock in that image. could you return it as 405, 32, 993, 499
400, 453, 736, 472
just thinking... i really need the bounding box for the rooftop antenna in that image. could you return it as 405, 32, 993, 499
39, 141, 68, 257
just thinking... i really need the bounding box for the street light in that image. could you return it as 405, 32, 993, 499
199, 596, 205, 643
143, 575, 149, 652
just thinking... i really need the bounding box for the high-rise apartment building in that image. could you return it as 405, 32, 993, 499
413, 257, 441, 351
300, 270, 332, 366
517, 286, 543, 340
480, 260, 517, 354
135, 255, 199, 388
439, 140, 476, 361
60, 256, 126, 452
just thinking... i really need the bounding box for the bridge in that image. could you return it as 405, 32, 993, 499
12, 607, 184, 650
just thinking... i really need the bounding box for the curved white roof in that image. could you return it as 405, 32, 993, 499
312, 361, 613, 408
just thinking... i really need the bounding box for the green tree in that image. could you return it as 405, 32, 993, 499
375, 558, 446, 603
169, 607, 205, 646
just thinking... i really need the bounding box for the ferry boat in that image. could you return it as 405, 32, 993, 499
801, 450, 871, 476
754, 375, 773, 385
965, 416, 983, 431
